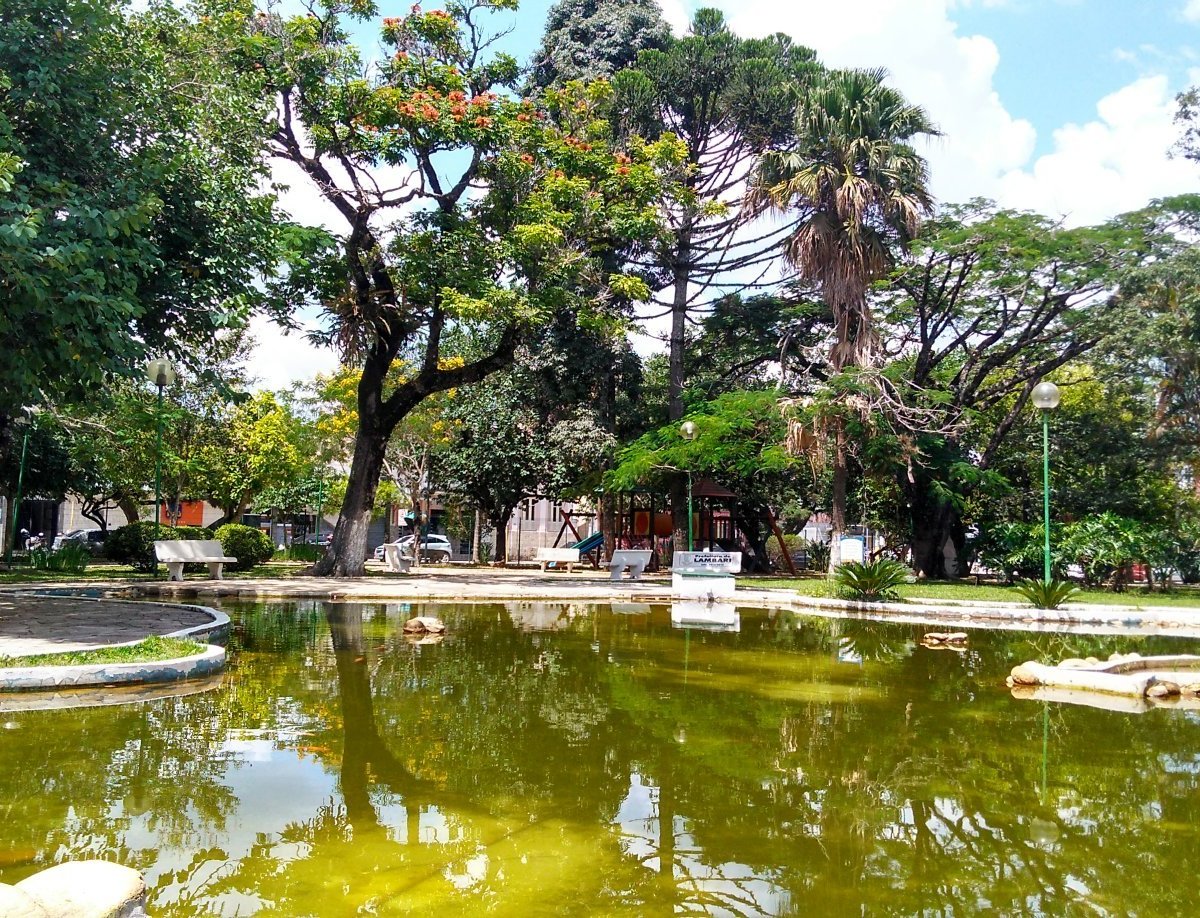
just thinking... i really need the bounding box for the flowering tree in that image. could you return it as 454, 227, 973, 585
250, 0, 683, 574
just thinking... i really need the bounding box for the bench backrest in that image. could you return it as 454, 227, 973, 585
537, 547, 581, 561
155, 539, 228, 561
609, 550, 652, 567
673, 550, 741, 574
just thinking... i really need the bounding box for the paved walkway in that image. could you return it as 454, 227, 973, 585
0, 595, 217, 657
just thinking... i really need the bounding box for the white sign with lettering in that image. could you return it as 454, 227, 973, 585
673, 551, 742, 574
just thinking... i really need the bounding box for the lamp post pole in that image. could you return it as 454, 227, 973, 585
1031, 381, 1061, 581
6, 424, 31, 566
146, 359, 176, 573
680, 421, 697, 552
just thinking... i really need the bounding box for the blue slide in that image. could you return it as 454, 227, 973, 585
571, 532, 604, 554
547, 531, 604, 568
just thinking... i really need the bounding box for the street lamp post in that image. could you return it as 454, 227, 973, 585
5, 407, 39, 566
145, 359, 176, 559
680, 421, 697, 552
1031, 381, 1061, 581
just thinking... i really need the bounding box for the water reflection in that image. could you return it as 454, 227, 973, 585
0, 601, 1198, 915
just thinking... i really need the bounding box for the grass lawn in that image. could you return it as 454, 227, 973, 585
741, 576, 1200, 609
0, 635, 207, 668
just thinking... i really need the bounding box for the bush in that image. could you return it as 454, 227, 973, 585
1014, 578, 1079, 610
173, 525, 212, 541
105, 522, 177, 572
29, 542, 90, 574
279, 543, 321, 563
766, 533, 802, 568
805, 539, 831, 572
215, 523, 275, 571
834, 558, 910, 602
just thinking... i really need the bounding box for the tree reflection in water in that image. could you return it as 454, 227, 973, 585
0, 601, 1197, 915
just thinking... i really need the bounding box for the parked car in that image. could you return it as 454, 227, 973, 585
372, 533, 453, 563
52, 528, 107, 554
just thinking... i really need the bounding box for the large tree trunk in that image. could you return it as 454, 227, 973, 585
118, 496, 141, 525
670, 476, 688, 559
828, 418, 848, 572
471, 508, 481, 563
668, 232, 690, 423
314, 423, 388, 577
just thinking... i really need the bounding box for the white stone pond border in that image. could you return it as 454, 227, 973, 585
0, 593, 229, 693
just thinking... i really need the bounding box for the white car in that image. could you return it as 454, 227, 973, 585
373, 533, 453, 563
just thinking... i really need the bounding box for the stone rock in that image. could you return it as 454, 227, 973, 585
1147, 681, 1182, 698
1184, 683, 1200, 696
403, 616, 445, 634
1008, 664, 1040, 686
921, 632, 968, 645
0, 884, 51, 917
14, 861, 146, 918
1058, 658, 1089, 669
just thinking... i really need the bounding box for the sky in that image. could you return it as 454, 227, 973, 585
251, 0, 1200, 389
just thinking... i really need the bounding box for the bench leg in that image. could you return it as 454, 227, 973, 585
629, 565, 644, 581
609, 567, 622, 581
540, 561, 548, 572
567, 563, 575, 574
165, 562, 184, 582
207, 562, 223, 580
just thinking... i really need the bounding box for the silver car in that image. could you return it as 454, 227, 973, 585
373, 533, 453, 563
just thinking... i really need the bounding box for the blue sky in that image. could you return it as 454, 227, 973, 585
952, 1, 1199, 158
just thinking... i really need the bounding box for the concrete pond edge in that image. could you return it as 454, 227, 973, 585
0, 592, 230, 693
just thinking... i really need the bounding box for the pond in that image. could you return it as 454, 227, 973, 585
1, 600, 1198, 916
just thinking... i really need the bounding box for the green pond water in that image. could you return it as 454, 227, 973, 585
2, 601, 1199, 916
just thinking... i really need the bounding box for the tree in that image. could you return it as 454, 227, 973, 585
608, 388, 807, 569
0, 0, 280, 433
439, 361, 616, 562
254, 1, 679, 575
528, 0, 671, 90
193, 391, 309, 528
750, 66, 938, 568
870, 200, 1189, 576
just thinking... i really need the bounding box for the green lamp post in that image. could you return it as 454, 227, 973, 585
680, 420, 697, 552
146, 358, 176, 563
5, 406, 39, 566
1031, 380, 1061, 581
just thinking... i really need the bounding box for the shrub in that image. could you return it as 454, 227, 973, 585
766, 533, 802, 568
105, 522, 177, 572
1014, 578, 1079, 610
280, 543, 321, 563
215, 523, 275, 571
834, 558, 910, 602
29, 542, 90, 574
173, 525, 212, 541
805, 539, 831, 573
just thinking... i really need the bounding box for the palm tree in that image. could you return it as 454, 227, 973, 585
750, 67, 938, 568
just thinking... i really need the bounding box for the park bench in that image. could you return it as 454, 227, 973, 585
379, 542, 413, 574
154, 540, 238, 582
535, 547, 580, 573
608, 549, 653, 581
672, 551, 742, 598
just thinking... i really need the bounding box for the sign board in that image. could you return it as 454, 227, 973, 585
837, 537, 865, 565
673, 551, 742, 574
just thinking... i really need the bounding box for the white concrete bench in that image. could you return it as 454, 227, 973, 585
154, 540, 238, 582
672, 551, 742, 598
609, 549, 653, 581
536, 547, 580, 573
380, 542, 412, 573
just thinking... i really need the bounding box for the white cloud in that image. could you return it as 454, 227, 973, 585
718, 0, 1037, 206
996, 75, 1196, 226
1183, 0, 1200, 23
247, 314, 339, 392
